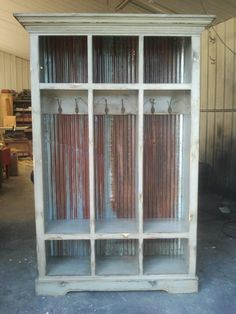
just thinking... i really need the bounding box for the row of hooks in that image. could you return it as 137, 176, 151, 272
146, 98, 177, 114
55, 97, 177, 114
56, 97, 87, 114
55, 97, 127, 114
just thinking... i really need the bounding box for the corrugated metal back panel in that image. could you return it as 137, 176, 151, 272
0, 50, 30, 92
200, 17, 236, 195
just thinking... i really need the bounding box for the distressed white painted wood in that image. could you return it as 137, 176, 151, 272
87, 34, 96, 276
189, 35, 200, 275
39, 83, 192, 90
14, 13, 214, 36
36, 277, 198, 295
30, 34, 46, 276
44, 232, 189, 241
15, 13, 214, 295
138, 35, 144, 275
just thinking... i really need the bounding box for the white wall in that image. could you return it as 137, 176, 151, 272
0, 50, 30, 92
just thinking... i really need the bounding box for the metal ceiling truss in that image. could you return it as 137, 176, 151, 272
115, 0, 176, 14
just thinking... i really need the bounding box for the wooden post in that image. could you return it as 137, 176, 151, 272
30, 34, 46, 276
189, 35, 200, 275
87, 35, 96, 275
138, 35, 144, 274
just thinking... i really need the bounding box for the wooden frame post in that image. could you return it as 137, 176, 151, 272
30, 34, 46, 276
138, 35, 144, 274
189, 35, 200, 275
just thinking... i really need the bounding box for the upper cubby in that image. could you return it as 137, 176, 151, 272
93, 36, 138, 84
39, 36, 88, 83
144, 37, 191, 84
41, 90, 90, 235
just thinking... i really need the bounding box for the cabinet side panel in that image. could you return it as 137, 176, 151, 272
30, 34, 46, 276
189, 35, 200, 275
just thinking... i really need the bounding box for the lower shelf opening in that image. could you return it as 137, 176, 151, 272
46, 240, 91, 276
95, 239, 139, 275
143, 239, 189, 274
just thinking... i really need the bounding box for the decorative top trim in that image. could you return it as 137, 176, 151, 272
14, 13, 215, 36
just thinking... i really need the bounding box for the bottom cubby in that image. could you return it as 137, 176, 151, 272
143, 238, 189, 275
46, 240, 91, 276
45, 238, 189, 277
95, 239, 139, 275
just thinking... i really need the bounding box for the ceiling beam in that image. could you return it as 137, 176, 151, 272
115, 0, 177, 14
115, 0, 130, 12
150, 1, 177, 14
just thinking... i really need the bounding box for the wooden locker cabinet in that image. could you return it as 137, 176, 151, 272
15, 13, 214, 295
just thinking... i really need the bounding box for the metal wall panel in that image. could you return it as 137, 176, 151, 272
200, 17, 236, 195
0, 50, 30, 92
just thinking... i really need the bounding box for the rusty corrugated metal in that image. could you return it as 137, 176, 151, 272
93, 36, 138, 83
94, 115, 136, 219
39, 36, 88, 83
43, 114, 90, 221
144, 37, 190, 83
143, 115, 180, 219
47, 240, 91, 257
95, 240, 137, 256
143, 239, 185, 256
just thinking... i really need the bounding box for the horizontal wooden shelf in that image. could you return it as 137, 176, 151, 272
47, 256, 91, 276
16, 118, 32, 122
143, 219, 189, 234
143, 83, 191, 90
15, 108, 32, 112
96, 219, 138, 234
44, 219, 190, 240
40, 83, 192, 91
143, 256, 188, 275
46, 219, 90, 235
13, 99, 31, 103
40, 83, 89, 90
96, 256, 139, 276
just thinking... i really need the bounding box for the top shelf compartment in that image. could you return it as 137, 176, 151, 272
93, 36, 138, 84
39, 36, 191, 84
39, 36, 88, 83
144, 37, 191, 84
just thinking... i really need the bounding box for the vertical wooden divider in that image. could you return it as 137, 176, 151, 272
138, 35, 144, 275
87, 35, 96, 275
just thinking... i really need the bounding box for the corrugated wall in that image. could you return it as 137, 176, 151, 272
200, 17, 236, 196
0, 50, 30, 92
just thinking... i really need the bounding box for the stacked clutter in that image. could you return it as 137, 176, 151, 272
0, 89, 31, 185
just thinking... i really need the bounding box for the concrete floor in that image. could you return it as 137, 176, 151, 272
0, 160, 236, 314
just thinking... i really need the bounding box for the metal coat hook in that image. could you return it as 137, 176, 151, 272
209, 30, 216, 44
56, 97, 62, 114
167, 98, 174, 114
105, 99, 109, 114
121, 99, 125, 114
75, 98, 79, 114
150, 98, 155, 114
210, 56, 216, 64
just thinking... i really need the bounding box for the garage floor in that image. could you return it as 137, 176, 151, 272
0, 160, 235, 314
